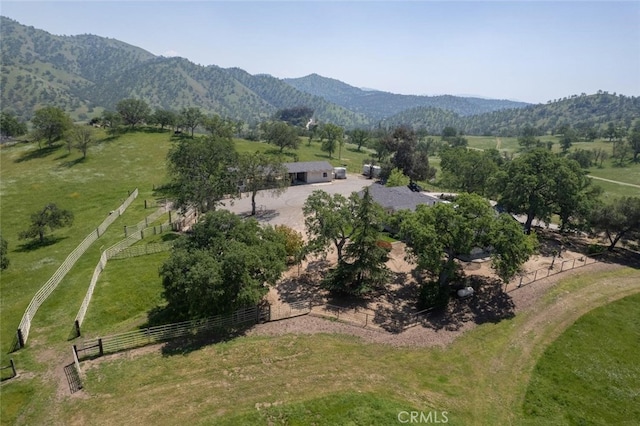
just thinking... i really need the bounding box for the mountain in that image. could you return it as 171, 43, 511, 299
0, 17, 368, 127
1, 17, 637, 135
381, 93, 640, 136
283, 74, 530, 120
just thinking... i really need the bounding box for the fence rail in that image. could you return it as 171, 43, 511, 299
14, 189, 138, 350
74, 220, 175, 335
109, 242, 173, 260
509, 255, 600, 292
74, 305, 267, 360
0, 360, 17, 381
124, 203, 170, 236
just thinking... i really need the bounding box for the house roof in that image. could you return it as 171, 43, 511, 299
364, 184, 443, 211
284, 161, 333, 174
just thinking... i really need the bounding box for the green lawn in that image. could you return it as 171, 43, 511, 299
523, 293, 640, 424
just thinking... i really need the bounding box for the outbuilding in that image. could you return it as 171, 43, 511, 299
284, 161, 334, 184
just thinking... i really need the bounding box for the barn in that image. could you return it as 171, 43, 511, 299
284, 161, 334, 184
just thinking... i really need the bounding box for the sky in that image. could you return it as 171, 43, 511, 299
1, 1, 639, 104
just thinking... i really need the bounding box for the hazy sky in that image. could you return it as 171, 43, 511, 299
2, 1, 639, 104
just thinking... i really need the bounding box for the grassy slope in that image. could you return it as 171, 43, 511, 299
37, 267, 636, 426
523, 293, 640, 425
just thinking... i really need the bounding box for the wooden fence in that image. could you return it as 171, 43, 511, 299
14, 189, 138, 350
508, 255, 600, 292
0, 359, 17, 381
109, 242, 173, 260
73, 221, 175, 337
311, 303, 433, 332
74, 305, 268, 360
124, 203, 171, 237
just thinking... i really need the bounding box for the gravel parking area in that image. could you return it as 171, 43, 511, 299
222, 173, 375, 233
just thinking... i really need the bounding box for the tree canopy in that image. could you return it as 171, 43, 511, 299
160, 210, 287, 319
19, 203, 74, 244
589, 196, 640, 250
302, 190, 358, 262
262, 121, 300, 152
398, 193, 535, 288
238, 152, 289, 216
0, 233, 9, 270
166, 135, 239, 213
31, 106, 72, 147
0, 111, 27, 138
493, 149, 595, 233
116, 98, 150, 129
323, 187, 390, 296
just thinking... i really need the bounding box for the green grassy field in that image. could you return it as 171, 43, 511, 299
523, 293, 640, 424
1, 128, 639, 425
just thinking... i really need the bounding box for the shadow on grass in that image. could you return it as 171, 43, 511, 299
54, 152, 71, 160
159, 325, 253, 357
60, 157, 86, 168
15, 235, 67, 252
14, 144, 62, 163
264, 148, 299, 161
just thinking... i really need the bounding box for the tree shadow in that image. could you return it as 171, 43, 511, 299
371, 272, 421, 333
15, 235, 67, 252
14, 144, 62, 163
159, 325, 253, 357
277, 276, 324, 305
314, 153, 332, 160
421, 276, 515, 332
238, 209, 280, 222
60, 157, 86, 168
54, 152, 71, 160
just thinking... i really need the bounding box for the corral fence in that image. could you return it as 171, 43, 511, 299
311, 303, 433, 332
73, 218, 175, 338
267, 299, 313, 321
13, 189, 138, 351
124, 202, 172, 237
74, 305, 270, 361
508, 254, 600, 293
0, 359, 17, 381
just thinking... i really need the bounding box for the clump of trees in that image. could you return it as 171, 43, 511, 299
31, 106, 72, 148
160, 211, 287, 319
303, 188, 390, 295
397, 193, 536, 308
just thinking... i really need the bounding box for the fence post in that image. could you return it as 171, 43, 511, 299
10, 359, 16, 378
96, 228, 100, 238
98, 338, 104, 357
572, 258, 576, 269
73, 344, 79, 360
75, 320, 81, 338
17, 329, 24, 349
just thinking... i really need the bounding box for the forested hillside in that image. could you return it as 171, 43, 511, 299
382, 93, 640, 136
0, 17, 368, 127
284, 73, 530, 120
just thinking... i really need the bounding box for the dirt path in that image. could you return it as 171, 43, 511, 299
587, 174, 640, 188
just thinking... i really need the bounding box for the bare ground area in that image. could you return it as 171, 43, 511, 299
259, 228, 630, 345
